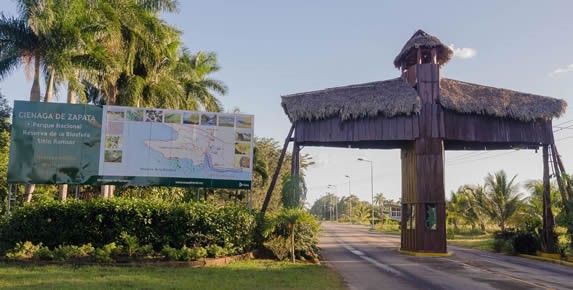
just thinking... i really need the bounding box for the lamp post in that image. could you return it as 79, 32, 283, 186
358, 158, 374, 229
344, 175, 352, 224
327, 184, 338, 222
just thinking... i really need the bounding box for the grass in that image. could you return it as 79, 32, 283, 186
446, 228, 494, 251
447, 237, 494, 251
0, 259, 347, 290
373, 223, 401, 235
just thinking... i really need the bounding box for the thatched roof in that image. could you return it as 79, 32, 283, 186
440, 79, 567, 122
281, 77, 567, 123
393, 30, 453, 68
281, 78, 421, 122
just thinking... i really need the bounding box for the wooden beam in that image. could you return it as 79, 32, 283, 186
550, 144, 569, 205
291, 142, 300, 176
431, 48, 437, 64
261, 124, 295, 215
417, 48, 422, 64
542, 145, 556, 253
553, 144, 572, 200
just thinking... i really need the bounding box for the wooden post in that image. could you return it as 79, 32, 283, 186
291, 142, 300, 176
553, 144, 572, 200
261, 124, 295, 215
550, 145, 569, 206
430, 48, 437, 64
417, 48, 422, 64
542, 145, 556, 253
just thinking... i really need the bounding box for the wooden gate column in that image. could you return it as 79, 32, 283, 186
401, 62, 447, 253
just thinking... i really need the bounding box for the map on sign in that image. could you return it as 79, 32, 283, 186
97, 106, 254, 188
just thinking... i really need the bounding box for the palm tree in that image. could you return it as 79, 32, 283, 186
482, 171, 524, 231
280, 174, 307, 208
181, 51, 226, 112
374, 193, 386, 217
263, 208, 317, 263
0, 13, 42, 102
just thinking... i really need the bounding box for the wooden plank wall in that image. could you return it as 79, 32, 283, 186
294, 114, 418, 144
442, 110, 554, 145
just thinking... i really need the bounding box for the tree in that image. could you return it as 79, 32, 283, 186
482, 171, 524, 231
374, 193, 386, 217
263, 208, 317, 263
280, 174, 307, 208
0, 12, 42, 102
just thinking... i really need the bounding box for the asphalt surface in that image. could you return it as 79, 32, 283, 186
319, 222, 573, 290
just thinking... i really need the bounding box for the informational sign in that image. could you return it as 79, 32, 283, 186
96, 105, 254, 188
7, 101, 254, 189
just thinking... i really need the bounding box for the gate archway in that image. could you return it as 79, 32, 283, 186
264, 30, 569, 254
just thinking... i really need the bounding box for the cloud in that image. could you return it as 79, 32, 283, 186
549, 64, 573, 76
449, 44, 477, 59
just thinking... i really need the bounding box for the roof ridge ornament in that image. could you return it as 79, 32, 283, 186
393, 29, 453, 69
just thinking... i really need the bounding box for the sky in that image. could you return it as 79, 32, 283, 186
2, 1, 573, 206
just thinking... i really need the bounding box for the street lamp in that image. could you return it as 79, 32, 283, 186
357, 158, 374, 229
344, 175, 352, 224
327, 184, 338, 222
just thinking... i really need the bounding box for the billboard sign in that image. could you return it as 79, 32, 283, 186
7, 101, 254, 189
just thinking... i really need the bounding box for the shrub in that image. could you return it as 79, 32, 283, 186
264, 236, 289, 261
94, 242, 121, 263
118, 232, 140, 257
446, 227, 455, 240
206, 245, 226, 258
161, 245, 180, 261
52, 244, 95, 261
0, 199, 256, 255
139, 244, 155, 257
34, 245, 54, 260
263, 208, 320, 262
5, 241, 41, 259
493, 230, 517, 255
512, 232, 539, 255
192, 247, 207, 260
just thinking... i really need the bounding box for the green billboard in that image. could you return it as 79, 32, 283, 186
8, 101, 102, 184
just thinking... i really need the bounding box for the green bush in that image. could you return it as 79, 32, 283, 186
94, 242, 121, 263
5, 241, 41, 259
0, 199, 256, 255
512, 232, 539, 255
52, 244, 95, 261
446, 227, 455, 239
34, 245, 54, 260
161, 245, 180, 261
264, 236, 289, 261
493, 230, 517, 255
206, 244, 226, 258
161, 245, 207, 261
263, 208, 320, 261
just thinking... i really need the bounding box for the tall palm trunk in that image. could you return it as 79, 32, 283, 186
25, 51, 42, 202
44, 70, 55, 102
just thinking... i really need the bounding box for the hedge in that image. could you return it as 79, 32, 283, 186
0, 199, 256, 254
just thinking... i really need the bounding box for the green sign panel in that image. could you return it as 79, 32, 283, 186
8, 101, 102, 184
7, 101, 253, 189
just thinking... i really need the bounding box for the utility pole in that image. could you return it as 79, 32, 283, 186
345, 175, 351, 223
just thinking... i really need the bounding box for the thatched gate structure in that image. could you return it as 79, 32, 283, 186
264, 30, 569, 254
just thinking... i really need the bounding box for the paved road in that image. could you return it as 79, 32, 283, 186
319, 222, 573, 290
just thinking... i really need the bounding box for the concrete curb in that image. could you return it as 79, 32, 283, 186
398, 249, 453, 257
519, 254, 573, 267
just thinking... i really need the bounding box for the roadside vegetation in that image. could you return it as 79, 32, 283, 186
0, 1, 333, 288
